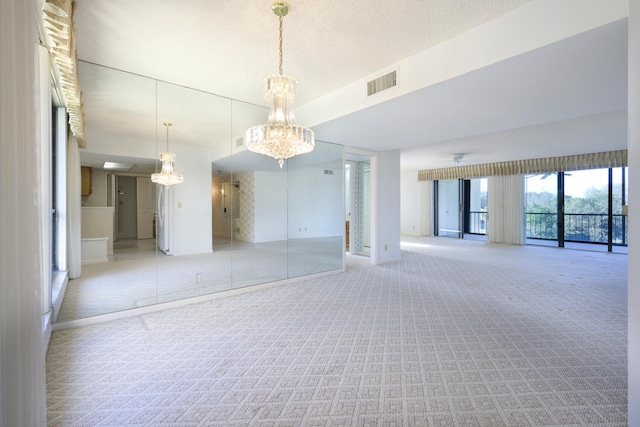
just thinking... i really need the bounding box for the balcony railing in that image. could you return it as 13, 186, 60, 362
468, 211, 487, 234
526, 212, 628, 246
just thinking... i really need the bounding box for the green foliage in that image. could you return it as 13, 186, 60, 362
525, 183, 627, 244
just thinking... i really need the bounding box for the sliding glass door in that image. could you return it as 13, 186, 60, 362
436, 179, 461, 238
526, 167, 628, 252
435, 178, 487, 239
463, 178, 487, 236
564, 169, 609, 245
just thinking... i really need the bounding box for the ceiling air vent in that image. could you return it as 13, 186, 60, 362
367, 70, 396, 96
324, 169, 334, 175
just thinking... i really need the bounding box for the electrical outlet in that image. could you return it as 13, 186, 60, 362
385, 244, 388, 251
196, 273, 203, 284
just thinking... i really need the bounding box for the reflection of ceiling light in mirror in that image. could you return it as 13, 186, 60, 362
245, 1, 314, 168
152, 122, 184, 186
103, 162, 134, 171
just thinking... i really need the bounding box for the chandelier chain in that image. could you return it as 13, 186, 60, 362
244, 1, 315, 168
164, 122, 171, 151
278, 10, 283, 76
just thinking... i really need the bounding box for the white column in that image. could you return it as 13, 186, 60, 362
376, 149, 402, 263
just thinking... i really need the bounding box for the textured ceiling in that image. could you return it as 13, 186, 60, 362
71, 0, 627, 172
73, 0, 534, 107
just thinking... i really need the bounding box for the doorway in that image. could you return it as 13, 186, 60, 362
345, 153, 371, 256
435, 179, 461, 237
108, 175, 156, 243
116, 176, 137, 240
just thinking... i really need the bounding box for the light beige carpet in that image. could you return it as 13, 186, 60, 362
47, 237, 627, 426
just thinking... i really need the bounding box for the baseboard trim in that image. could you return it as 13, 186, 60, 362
51, 270, 69, 323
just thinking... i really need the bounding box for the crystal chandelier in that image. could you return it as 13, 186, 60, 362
151, 122, 184, 186
245, 1, 314, 168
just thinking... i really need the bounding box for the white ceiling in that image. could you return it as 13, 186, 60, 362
71, 0, 628, 173
73, 0, 535, 107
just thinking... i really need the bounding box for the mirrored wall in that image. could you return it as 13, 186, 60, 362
58, 61, 344, 322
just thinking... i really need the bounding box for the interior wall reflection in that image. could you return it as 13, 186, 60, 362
117, 176, 137, 239
221, 182, 239, 218
211, 174, 231, 243
59, 62, 344, 324
349, 160, 370, 256
287, 141, 344, 277
362, 163, 371, 252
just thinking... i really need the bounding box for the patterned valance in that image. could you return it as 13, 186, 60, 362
41, 0, 85, 147
417, 150, 627, 181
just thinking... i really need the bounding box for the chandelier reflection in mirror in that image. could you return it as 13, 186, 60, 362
245, 1, 314, 168
152, 122, 184, 186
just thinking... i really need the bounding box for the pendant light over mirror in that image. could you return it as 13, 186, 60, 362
245, 1, 315, 168
151, 122, 184, 186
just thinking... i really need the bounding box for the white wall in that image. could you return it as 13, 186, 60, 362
170, 144, 213, 255
287, 167, 343, 239
255, 171, 287, 242
376, 150, 402, 263
81, 207, 115, 254
83, 167, 108, 207
628, 2, 639, 425
400, 170, 422, 235
0, 0, 47, 422
401, 172, 435, 237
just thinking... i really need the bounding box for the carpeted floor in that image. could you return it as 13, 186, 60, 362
46, 236, 628, 426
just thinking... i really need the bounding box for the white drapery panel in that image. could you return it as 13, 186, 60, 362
67, 133, 82, 279
418, 150, 627, 181
0, 0, 48, 423
487, 175, 526, 245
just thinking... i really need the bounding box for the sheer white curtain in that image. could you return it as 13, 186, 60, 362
67, 133, 82, 278
487, 175, 526, 245
0, 0, 48, 423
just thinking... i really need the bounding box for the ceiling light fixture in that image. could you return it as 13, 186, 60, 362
245, 1, 314, 168
104, 161, 134, 171
151, 122, 184, 186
